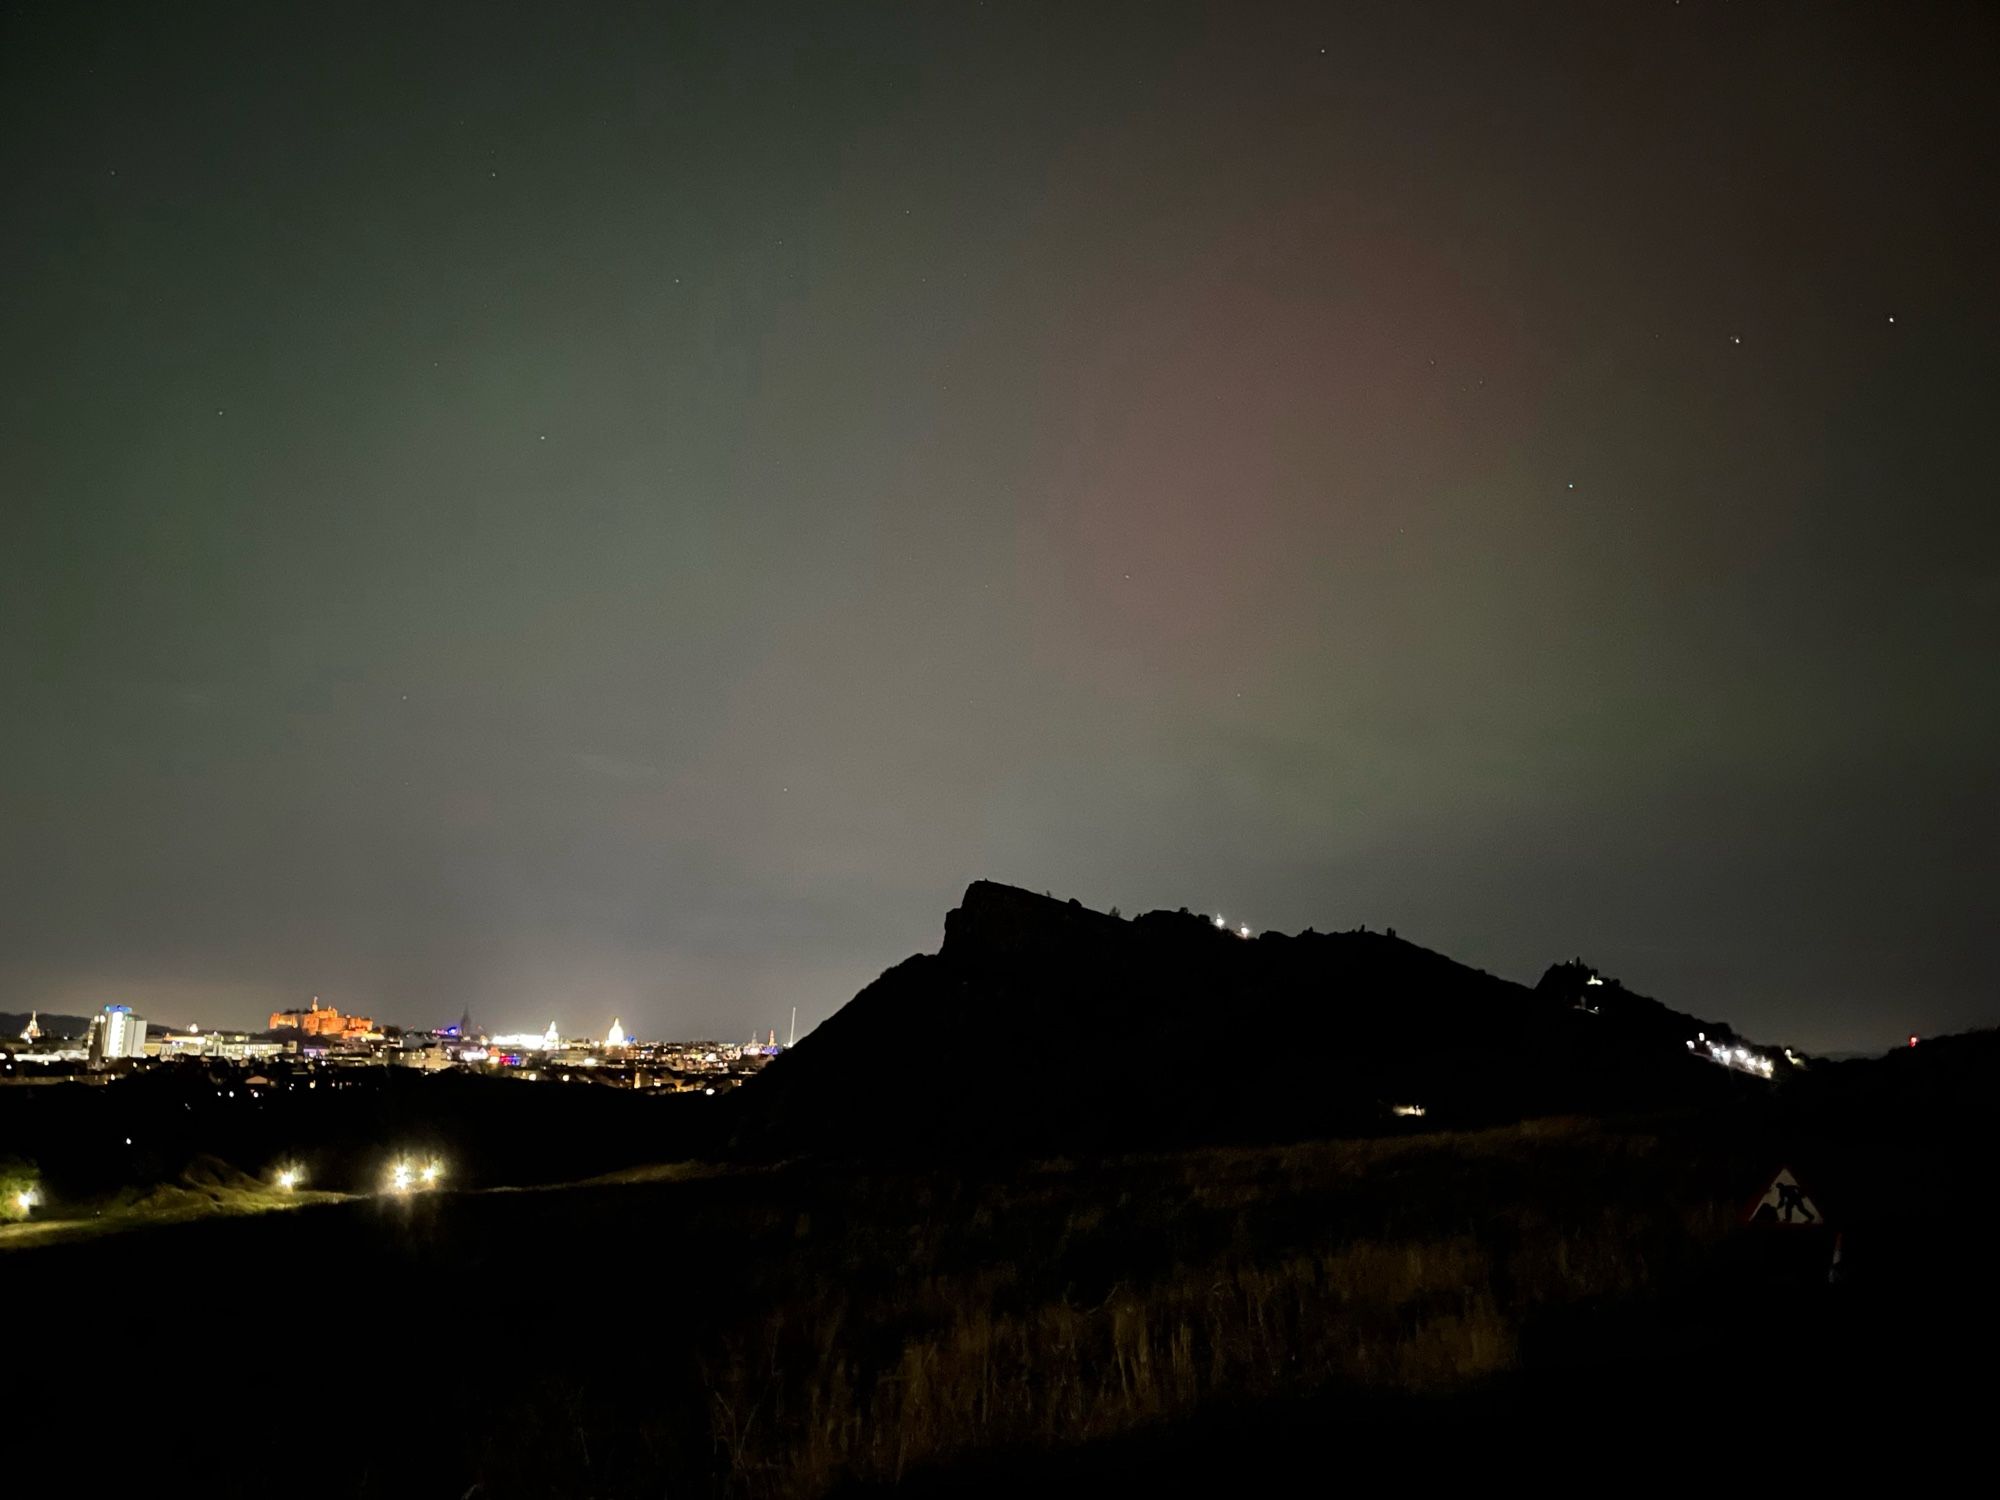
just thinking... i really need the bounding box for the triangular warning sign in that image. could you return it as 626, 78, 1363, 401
1744, 1166, 1825, 1227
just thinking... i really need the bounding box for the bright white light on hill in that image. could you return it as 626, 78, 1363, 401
1690, 1038, 1775, 1078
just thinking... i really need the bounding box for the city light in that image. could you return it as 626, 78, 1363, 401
490, 1031, 552, 1051
275, 1166, 301, 1191
1690, 1037, 1775, 1078
384, 1156, 444, 1194
10, 1005, 792, 1096
13, 1189, 36, 1215
1391, 1104, 1427, 1118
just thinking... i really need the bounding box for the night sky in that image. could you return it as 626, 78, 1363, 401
4, 3, 1995, 1053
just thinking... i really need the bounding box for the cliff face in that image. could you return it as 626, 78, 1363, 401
731, 882, 1753, 1160
940, 880, 1125, 964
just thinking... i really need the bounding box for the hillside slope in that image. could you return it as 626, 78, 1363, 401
731, 881, 1759, 1157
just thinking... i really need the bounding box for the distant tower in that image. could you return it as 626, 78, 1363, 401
87, 1004, 146, 1066
19, 1010, 39, 1043
105, 1005, 146, 1058
767, 1029, 776, 1048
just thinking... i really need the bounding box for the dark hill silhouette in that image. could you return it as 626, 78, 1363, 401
730, 881, 1762, 1158
1, 1011, 92, 1042
1532, 958, 1749, 1051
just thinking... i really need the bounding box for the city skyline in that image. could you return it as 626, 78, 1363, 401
7, 994, 798, 1050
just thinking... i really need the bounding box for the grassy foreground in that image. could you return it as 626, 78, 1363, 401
8, 1113, 1781, 1496
694, 1120, 1740, 1495
0, 1155, 343, 1249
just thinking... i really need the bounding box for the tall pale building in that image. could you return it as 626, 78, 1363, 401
87, 1004, 147, 1064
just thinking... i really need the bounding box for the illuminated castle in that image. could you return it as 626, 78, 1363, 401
268, 995, 374, 1037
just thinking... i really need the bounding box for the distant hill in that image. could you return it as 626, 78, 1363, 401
1, 1012, 92, 1043
729, 881, 1765, 1158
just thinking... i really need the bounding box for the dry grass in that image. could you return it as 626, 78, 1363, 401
695, 1120, 1737, 1496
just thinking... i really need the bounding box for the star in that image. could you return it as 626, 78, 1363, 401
1731, 335, 1742, 345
